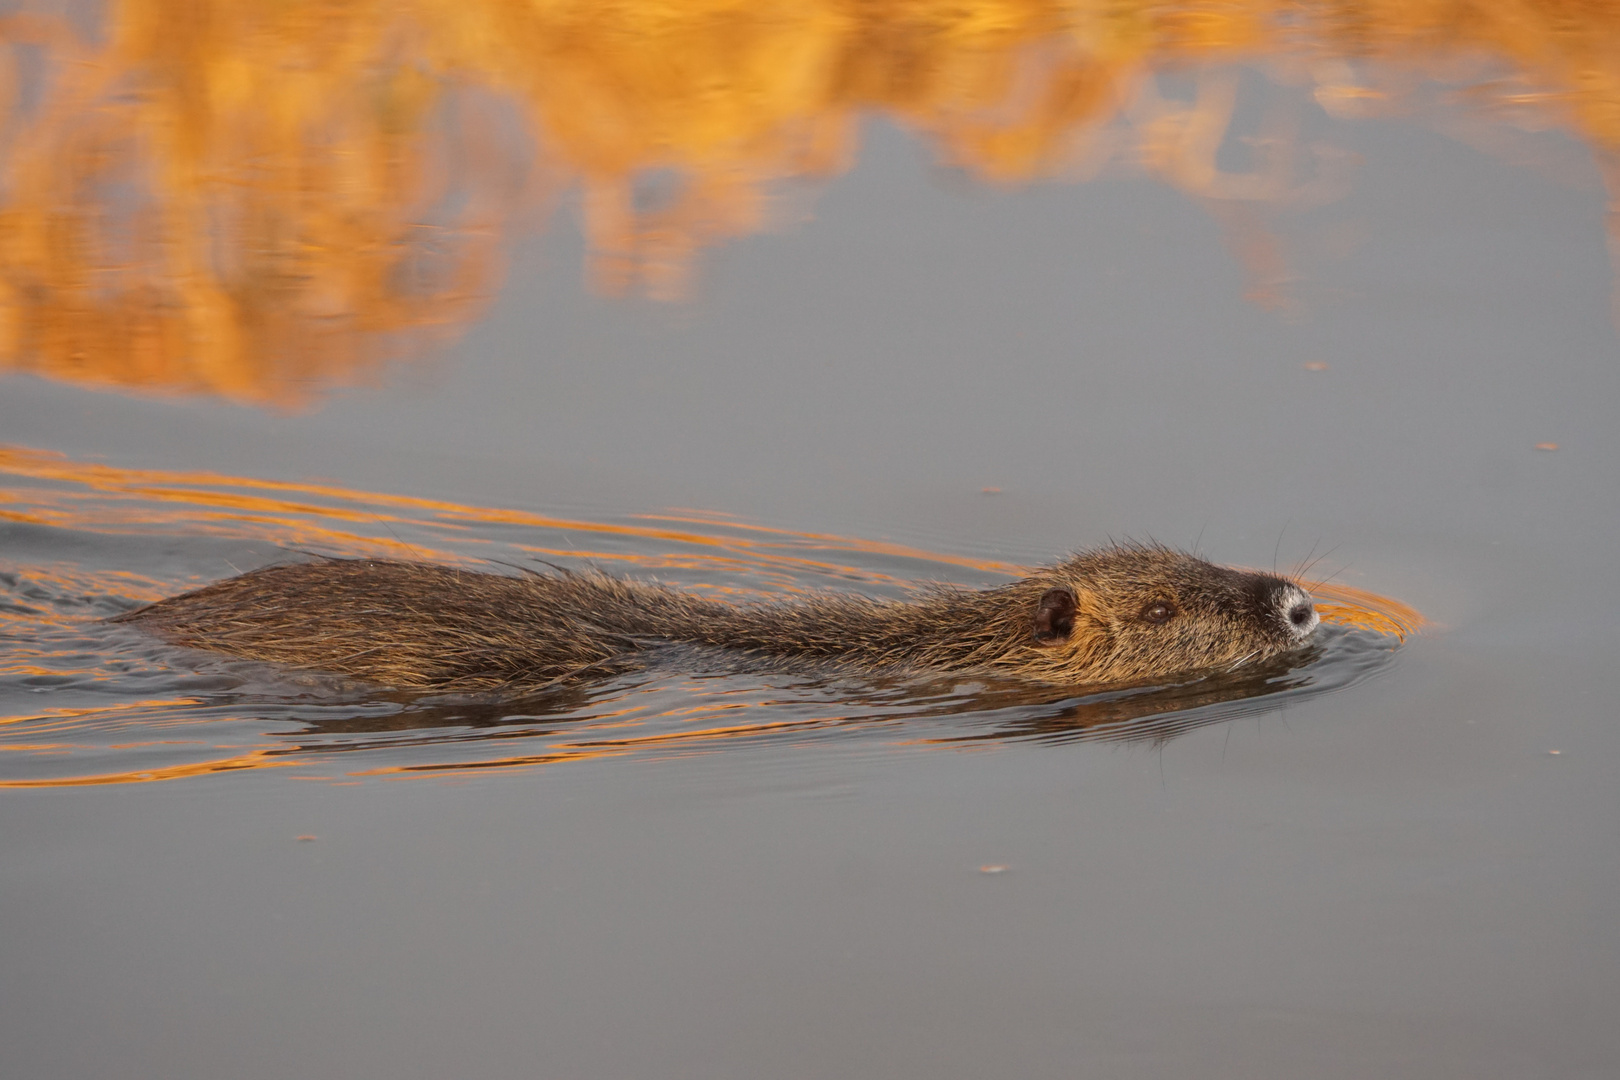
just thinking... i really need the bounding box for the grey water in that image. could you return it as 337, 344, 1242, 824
3, 79, 1619, 1080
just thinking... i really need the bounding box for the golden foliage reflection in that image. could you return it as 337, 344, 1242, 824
0, 0, 1616, 402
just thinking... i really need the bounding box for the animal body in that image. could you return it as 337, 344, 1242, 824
114, 546, 1320, 693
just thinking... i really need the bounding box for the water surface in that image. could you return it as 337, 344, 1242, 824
2, 3, 1618, 1078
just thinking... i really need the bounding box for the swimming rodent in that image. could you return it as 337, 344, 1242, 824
113, 545, 1320, 693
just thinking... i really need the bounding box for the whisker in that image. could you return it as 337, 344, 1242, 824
1290, 539, 1321, 580
1296, 543, 1341, 582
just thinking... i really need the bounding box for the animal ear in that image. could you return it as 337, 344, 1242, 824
1032, 587, 1077, 645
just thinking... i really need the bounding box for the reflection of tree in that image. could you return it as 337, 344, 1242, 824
1, 0, 1614, 404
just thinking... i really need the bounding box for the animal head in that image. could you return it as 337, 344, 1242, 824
1019, 544, 1318, 686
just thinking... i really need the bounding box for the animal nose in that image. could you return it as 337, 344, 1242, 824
1283, 594, 1319, 638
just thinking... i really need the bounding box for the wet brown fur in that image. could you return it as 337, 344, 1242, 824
113, 545, 1318, 693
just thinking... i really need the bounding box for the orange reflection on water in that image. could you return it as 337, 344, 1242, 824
1309, 580, 1426, 641
351, 715, 854, 779
0, 1, 1617, 402
0, 699, 202, 732
0, 443, 1020, 590
0, 749, 294, 787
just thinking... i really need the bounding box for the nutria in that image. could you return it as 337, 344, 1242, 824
112, 545, 1320, 693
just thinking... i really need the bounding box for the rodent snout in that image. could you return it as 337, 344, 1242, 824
1279, 585, 1319, 640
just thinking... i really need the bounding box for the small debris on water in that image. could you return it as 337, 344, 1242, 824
1547, 750, 1561, 756
981, 487, 1002, 495
978, 864, 1009, 874
1302, 361, 1330, 371
1534, 443, 1559, 451
296, 835, 318, 842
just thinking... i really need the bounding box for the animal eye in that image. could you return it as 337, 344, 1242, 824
1140, 601, 1176, 624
